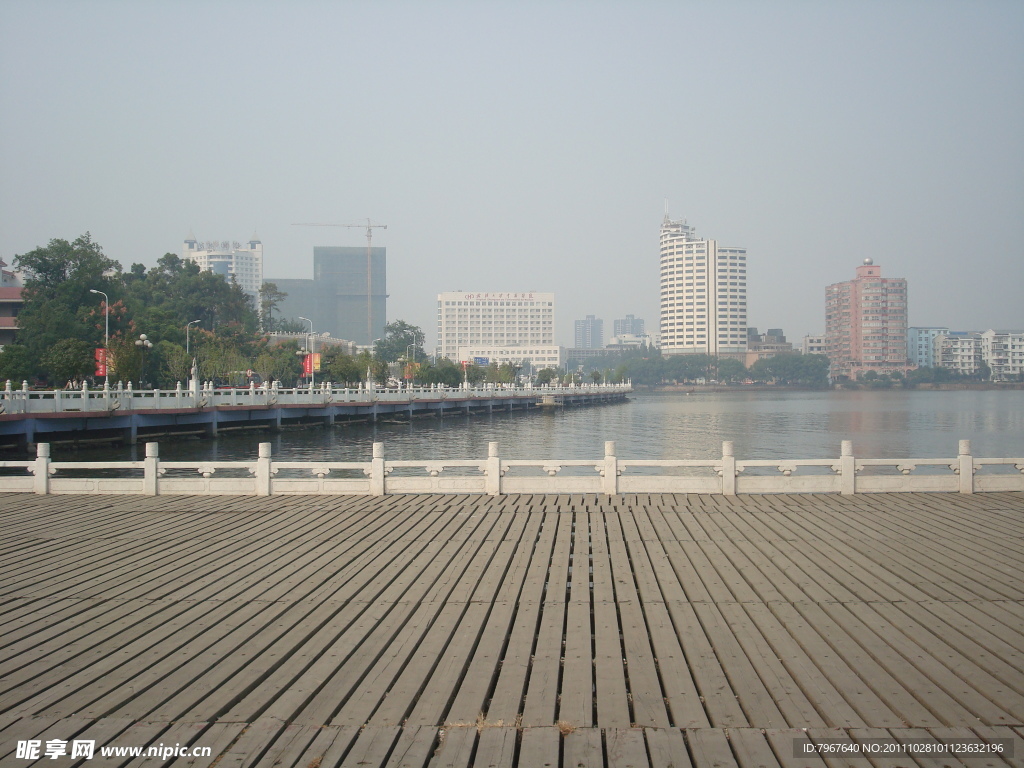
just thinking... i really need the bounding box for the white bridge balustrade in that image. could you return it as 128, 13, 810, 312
0, 380, 630, 414
1, 439, 1020, 496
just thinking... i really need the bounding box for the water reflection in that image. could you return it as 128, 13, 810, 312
46, 389, 1024, 463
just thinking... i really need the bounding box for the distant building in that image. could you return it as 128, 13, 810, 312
457, 345, 563, 371
744, 327, 794, 366
980, 329, 1024, 382
613, 315, 645, 337
606, 333, 653, 351
908, 327, 949, 368
825, 259, 910, 380
436, 291, 555, 361
659, 215, 747, 359
802, 335, 826, 356
0, 259, 23, 348
934, 332, 982, 376
272, 246, 386, 346
574, 315, 604, 349
183, 234, 263, 301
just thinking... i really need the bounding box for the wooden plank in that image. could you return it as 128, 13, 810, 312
729, 727, 783, 768
343, 726, 402, 767
517, 727, 560, 768
429, 726, 476, 768
763, 728, 831, 768
606, 727, 652, 768
471, 727, 517, 768
645, 727, 693, 768
692, 603, 787, 728
687, 728, 741, 768
383, 725, 438, 768
663, 600, 747, 727
716, 603, 831, 728
563, 727, 603, 767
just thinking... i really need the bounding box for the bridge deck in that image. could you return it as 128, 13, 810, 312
0, 492, 1022, 767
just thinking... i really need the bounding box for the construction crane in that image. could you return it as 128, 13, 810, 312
292, 218, 388, 345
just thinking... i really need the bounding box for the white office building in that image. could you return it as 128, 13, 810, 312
184, 233, 263, 301
659, 215, 747, 358
437, 291, 556, 362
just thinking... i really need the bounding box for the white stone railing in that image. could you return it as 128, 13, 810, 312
0, 381, 631, 415
1, 439, 1020, 496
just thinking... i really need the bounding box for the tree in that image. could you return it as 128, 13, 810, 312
417, 358, 463, 387
41, 339, 95, 385
374, 320, 425, 363
14, 233, 120, 356
589, 370, 603, 384
536, 368, 558, 385
259, 282, 287, 332
0, 345, 37, 384
157, 341, 192, 387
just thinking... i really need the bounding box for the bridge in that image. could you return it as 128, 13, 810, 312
0, 381, 631, 449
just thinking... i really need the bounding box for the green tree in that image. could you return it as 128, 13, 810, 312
417, 358, 463, 387
536, 368, 558, 385
259, 282, 288, 332
589, 370, 603, 384
0, 345, 37, 384
374, 320, 425, 363
14, 233, 120, 356
41, 338, 95, 385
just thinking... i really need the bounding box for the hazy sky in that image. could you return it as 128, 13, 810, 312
2, 0, 1022, 348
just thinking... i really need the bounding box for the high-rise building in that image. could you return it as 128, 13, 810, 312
436, 291, 556, 364
825, 259, 909, 380
574, 315, 603, 349
183, 234, 263, 301
271, 246, 386, 346
908, 327, 949, 368
659, 215, 747, 358
613, 315, 645, 337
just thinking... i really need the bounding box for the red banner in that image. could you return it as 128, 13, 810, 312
302, 353, 322, 375
94, 348, 107, 377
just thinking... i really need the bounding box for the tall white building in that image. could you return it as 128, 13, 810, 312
659, 216, 747, 358
437, 291, 556, 364
183, 234, 263, 301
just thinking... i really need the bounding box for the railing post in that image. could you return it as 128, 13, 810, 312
840, 440, 856, 495
144, 442, 159, 496
486, 441, 502, 495
603, 440, 618, 495
721, 441, 736, 495
34, 443, 50, 495
370, 442, 386, 496
958, 439, 974, 494
256, 442, 272, 496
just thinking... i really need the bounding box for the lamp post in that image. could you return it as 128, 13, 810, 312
88, 289, 109, 387
186, 320, 201, 355
298, 316, 315, 387
135, 333, 153, 389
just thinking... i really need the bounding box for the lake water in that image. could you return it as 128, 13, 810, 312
49, 388, 1024, 463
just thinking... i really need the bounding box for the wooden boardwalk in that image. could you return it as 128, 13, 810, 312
0, 492, 1022, 767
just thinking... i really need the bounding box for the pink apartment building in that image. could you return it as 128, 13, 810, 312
825, 259, 911, 380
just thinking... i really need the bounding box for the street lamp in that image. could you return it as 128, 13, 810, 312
186, 320, 201, 355
298, 316, 315, 387
88, 289, 109, 387
135, 333, 153, 389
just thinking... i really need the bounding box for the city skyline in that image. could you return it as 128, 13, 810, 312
1, 2, 1021, 348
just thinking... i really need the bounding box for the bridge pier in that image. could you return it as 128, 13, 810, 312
204, 410, 219, 439
122, 417, 138, 446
